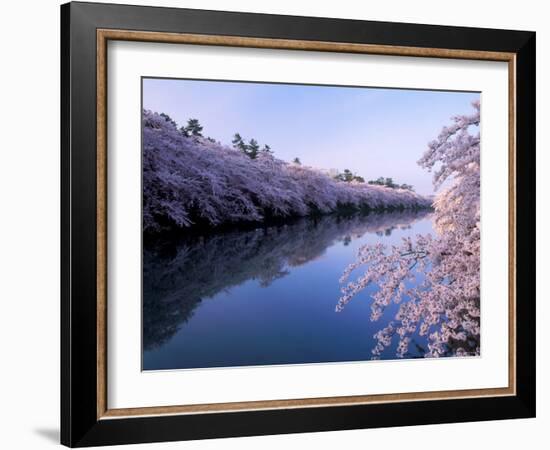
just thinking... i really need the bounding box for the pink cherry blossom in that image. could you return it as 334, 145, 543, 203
142, 110, 432, 233
337, 102, 481, 359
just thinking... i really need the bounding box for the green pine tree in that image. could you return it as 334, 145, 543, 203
232, 133, 247, 152
247, 139, 260, 159
185, 118, 203, 137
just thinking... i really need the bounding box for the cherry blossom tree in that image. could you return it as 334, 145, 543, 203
336, 101, 481, 359
143, 110, 432, 232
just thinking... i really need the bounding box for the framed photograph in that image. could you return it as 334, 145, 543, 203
61, 1, 536, 447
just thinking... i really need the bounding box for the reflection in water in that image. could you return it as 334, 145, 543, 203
143, 210, 431, 351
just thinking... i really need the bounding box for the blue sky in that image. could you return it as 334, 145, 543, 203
143, 78, 479, 195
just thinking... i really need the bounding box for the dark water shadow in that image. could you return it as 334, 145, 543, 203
143, 210, 432, 351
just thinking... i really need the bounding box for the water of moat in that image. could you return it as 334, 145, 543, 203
143, 209, 434, 370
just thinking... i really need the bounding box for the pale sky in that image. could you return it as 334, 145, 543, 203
143, 78, 479, 195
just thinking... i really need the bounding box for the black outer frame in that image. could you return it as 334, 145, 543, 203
61, 1, 536, 447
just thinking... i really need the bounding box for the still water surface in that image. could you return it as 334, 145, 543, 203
143, 210, 433, 370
